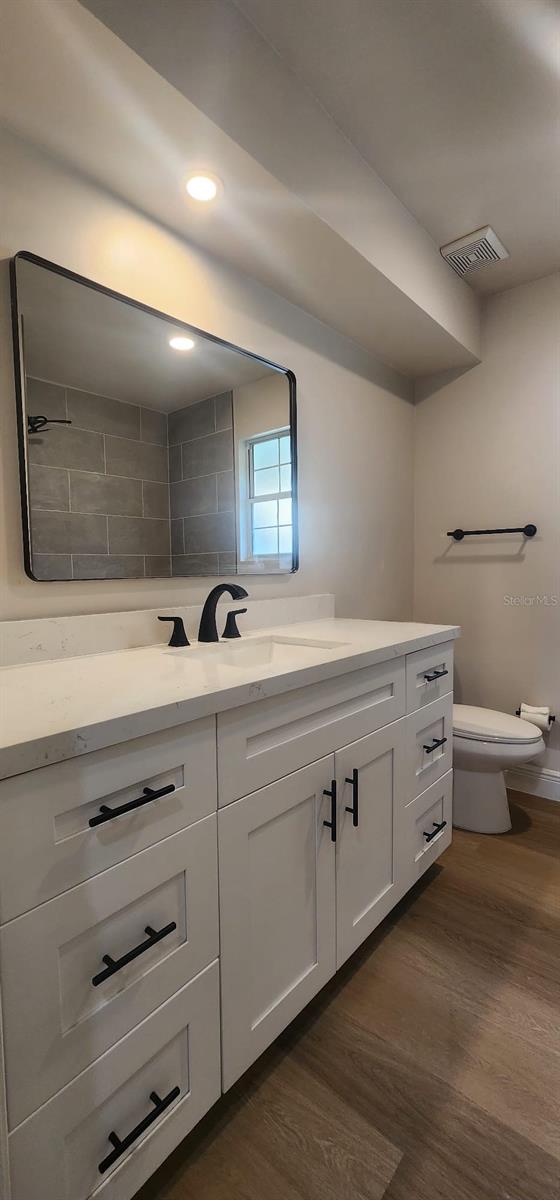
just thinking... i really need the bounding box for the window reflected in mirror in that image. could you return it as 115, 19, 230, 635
235, 377, 294, 573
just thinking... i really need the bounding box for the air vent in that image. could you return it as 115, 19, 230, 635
440, 226, 509, 277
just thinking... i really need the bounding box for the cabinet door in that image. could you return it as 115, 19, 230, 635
219, 757, 336, 1089
335, 719, 406, 968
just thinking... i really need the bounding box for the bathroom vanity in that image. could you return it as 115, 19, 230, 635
0, 615, 456, 1200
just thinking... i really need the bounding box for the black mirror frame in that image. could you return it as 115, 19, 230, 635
10, 250, 299, 581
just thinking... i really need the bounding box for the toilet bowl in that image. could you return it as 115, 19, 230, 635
453, 704, 544, 833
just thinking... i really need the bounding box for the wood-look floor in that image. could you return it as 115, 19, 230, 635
136, 792, 560, 1200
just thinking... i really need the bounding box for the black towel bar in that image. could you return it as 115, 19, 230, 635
447, 524, 537, 541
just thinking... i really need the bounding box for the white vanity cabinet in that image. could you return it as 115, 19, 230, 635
218, 640, 454, 1088
0, 629, 455, 1200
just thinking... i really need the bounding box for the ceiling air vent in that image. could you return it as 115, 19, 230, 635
440, 226, 509, 277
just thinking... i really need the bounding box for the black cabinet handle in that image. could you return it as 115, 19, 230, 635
323, 781, 337, 842
345, 769, 359, 827
89, 783, 176, 828
422, 736, 448, 754
423, 819, 447, 843
98, 1086, 181, 1174
91, 921, 177, 987
423, 668, 449, 683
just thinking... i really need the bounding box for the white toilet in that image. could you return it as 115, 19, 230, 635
453, 704, 544, 833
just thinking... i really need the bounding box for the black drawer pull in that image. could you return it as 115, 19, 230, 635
422, 736, 448, 754
323, 780, 337, 842
92, 921, 177, 987
424, 668, 449, 683
98, 1085, 181, 1174
89, 783, 176, 828
423, 819, 447, 843
345, 768, 359, 827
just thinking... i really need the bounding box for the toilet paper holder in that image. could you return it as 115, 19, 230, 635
515, 706, 555, 726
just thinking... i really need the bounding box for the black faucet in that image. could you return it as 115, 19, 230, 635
198, 583, 249, 643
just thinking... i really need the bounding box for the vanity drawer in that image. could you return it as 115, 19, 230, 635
404, 695, 453, 803
8, 961, 220, 1200
399, 770, 452, 882
1, 816, 218, 1128
0, 717, 216, 922
406, 640, 454, 713
217, 658, 406, 805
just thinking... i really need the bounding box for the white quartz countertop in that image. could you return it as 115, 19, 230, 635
0, 619, 459, 779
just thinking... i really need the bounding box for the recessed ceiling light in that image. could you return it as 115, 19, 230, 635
186, 173, 220, 202
169, 335, 195, 351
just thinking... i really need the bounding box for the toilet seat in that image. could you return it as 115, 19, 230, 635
453, 704, 542, 745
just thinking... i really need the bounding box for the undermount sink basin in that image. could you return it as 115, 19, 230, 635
216, 635, 347, 669
168, 634, 348, 672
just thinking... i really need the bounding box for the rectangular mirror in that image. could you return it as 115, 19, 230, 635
11, 252, 298, 581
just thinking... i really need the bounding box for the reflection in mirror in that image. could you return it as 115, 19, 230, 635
11, 254, 297, 581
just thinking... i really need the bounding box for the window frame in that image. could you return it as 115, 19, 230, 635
238, 426, 295, 567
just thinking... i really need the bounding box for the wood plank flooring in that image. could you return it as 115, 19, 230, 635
136, 791, 560, 1200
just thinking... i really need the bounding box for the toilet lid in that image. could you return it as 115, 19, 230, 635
453, 704, 543, 744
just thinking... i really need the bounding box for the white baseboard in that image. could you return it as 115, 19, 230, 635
506, 764, 560, 803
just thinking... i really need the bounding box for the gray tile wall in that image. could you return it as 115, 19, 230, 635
27, 378, 170, 580
168, 392, 236, 577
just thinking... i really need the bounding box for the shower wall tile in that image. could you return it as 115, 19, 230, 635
181, 429, 233, 480
31, 510, 108, 555
143, 481, 170, 520
172, 553, 219, 576
214, 392, 233, 430
218, 552, 237, 574
72, 554, 145, 579
32, 553, 72, 581
168, 397, 214, 445
171, 518, 184, 555
28, 424, 105, 472
29, 465, 70, 512
170, 475, 217, 520
140, 408, 167, 445
69, 472, 142, 516
26, 378, 67, 420
67, 389, 140, 439
168, 443, 182, 483
183, 511, 235, 555
217, 470, 234, 512
105, 436, 168, 483
108, 515, 170, 556
25, 379, 239, 579
145, 555, 172, 578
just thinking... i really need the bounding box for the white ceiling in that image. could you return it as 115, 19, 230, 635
8, 0, 557, 385
1, 0, 480, 379
236, 0, 560, 295
17, 257, 276, 409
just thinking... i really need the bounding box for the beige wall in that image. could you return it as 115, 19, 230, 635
0, 130, 414, 622
233, 374, 290, 444
414, 273, 560, 773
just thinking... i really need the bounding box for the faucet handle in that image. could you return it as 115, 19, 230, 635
222, 608, 247, 639
158, 616, 190, 647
